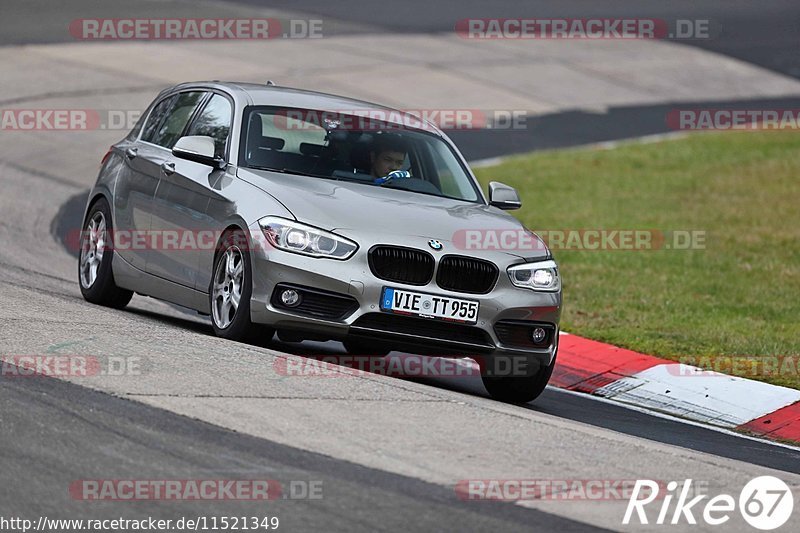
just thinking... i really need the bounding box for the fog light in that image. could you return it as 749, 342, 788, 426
280, 289, 301, 307
531, 327, 547, 344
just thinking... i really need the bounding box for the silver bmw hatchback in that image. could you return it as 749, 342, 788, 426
79, 81, 561, 403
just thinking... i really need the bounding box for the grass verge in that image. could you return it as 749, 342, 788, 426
473, 131, 800, 388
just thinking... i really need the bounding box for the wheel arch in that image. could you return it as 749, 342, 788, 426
82, 190, 112, 224
209, 222, 251, 290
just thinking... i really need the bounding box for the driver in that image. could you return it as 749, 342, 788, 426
370, 134, 408, 178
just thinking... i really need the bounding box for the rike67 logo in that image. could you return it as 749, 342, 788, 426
624, 476, 794, 530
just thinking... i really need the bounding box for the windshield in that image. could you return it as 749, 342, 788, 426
239, 106, 482, 203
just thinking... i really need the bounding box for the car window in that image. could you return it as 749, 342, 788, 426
139, 95, 175, 143
146, 91, 206, 149
125, 108, 148, 141
185, 94, 233, 158
259, 111, 328, 154
425, 140, 476, 200
240, 107, 481, 203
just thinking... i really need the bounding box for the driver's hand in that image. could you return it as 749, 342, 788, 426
373, 170, 411, 185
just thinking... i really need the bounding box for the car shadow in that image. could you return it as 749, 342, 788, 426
124, 305, 214, 337
50, 189, 89, 259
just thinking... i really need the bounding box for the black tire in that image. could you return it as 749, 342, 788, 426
342, 339, 391, 356
481, 354, 557, 404
209, 229, 274, 344
78, 197, 133, 309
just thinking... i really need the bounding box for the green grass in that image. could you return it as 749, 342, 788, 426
473, 131, 800, 388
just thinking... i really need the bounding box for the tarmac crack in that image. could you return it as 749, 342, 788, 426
0, 159, 85, 189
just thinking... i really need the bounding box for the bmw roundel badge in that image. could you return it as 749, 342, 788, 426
428, 239, 443, 251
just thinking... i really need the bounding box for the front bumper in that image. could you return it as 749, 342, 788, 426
248, 227, 561, 366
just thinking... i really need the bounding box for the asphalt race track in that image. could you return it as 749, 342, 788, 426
230, 0, 800, 79
4, 0, 800, 159
1, 1, 800, 531
2, 374, 603, 532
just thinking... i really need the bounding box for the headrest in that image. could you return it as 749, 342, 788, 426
247, 113, 285, 151
349, 142, 372, 172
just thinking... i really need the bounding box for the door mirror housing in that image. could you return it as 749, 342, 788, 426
172, 136, 226, 169
488, 181, 522, 210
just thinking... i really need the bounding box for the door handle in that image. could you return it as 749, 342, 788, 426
125, 147, 138, 159
161, 162, 176, 175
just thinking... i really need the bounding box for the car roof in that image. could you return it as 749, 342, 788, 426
168, 81, 444, 135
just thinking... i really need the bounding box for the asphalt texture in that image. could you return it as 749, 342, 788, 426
0, 370, 605, 532
228, 0, 800, 79
2, 1, 800, 532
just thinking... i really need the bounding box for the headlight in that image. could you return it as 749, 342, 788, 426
259, 217, 357, 260
508, 260, 560, 291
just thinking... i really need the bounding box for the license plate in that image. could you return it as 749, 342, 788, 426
380, 287, 479, 324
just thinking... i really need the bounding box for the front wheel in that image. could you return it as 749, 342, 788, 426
78, 198, 133, 309
210, 230, 273, 344
481, 354, 557, 404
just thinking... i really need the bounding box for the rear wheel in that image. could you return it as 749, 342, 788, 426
78, 198, 133, 309
210, 230, 274, 344
481, 354, 557, 404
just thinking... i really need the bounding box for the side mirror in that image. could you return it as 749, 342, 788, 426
488, 181, 522, 210
172, 136, 226, 169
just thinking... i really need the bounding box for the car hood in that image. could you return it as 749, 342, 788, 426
238, 168, 549, 260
